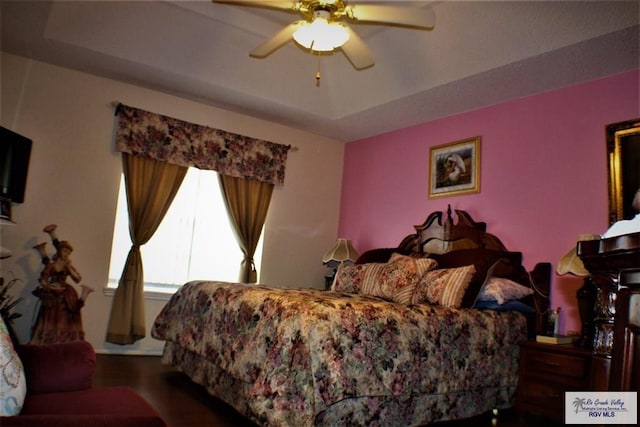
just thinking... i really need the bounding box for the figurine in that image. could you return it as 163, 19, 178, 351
30, 225, 94, 344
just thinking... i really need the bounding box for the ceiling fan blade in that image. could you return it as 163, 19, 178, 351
212, 1, 297, 13
348, 5, 435, 30
340, 27, 374, 70
250, 21, 302, 58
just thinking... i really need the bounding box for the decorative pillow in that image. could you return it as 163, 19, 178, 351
331, 263, 370, 293
429, 248, 524, 308
0, 317, 26, 416
376, 254, 438, 304
359, 263, 388, 296
477, 277, 534, 305
411, 264, 476, 307
389, 253, 439, 277
332, 262, 394, 294
17, 340, 96, 394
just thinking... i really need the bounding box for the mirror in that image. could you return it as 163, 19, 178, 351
606, 118, 640, 225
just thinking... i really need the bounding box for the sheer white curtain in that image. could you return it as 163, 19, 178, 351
108, 168, 257, 290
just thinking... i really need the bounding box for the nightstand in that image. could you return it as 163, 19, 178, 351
324, 275, 334, 290
517, 340, 593, 420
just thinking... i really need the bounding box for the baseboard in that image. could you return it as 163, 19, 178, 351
95, 348, 163, 356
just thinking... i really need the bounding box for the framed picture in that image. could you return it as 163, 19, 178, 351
606, 118, 640, 225
428, 136, 481, 198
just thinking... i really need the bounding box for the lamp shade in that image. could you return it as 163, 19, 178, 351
556, 234, 600, 276
322, 238, 359, 265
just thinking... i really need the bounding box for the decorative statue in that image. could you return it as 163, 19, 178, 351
30, 225, 94, 344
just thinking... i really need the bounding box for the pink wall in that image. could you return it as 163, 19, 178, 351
339, 70, 639, 334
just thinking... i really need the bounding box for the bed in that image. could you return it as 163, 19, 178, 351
151, 207, 551, 426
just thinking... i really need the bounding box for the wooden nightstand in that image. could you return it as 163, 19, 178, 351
517, 340, 593, 420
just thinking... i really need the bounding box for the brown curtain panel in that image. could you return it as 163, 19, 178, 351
106, 153, 187, 344
218, 174, 274, 283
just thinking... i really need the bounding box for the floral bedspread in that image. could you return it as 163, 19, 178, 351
151, 281, 527, 426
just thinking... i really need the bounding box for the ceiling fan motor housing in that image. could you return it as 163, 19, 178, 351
296, 0, 350, 21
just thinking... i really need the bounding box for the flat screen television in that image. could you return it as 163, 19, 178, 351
1, 126, 33, 204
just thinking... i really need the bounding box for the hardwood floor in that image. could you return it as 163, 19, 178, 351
94, 354, 564, 427
94, 354, 256, 427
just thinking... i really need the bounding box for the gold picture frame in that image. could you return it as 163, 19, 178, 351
606, 118, 640, 225
428, 136, 481, 198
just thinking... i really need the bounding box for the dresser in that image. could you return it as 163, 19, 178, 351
577, 231, 640, 390
609, 268, 640, 390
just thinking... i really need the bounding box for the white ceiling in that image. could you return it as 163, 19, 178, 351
2, 1, 639, 142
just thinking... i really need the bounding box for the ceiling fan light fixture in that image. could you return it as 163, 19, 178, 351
292, 15, 350, 52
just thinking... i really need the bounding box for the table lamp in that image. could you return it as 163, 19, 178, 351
556, 234, 600, 347
322, 238, 359, 288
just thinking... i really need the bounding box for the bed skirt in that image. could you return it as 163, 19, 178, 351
161, 341, 516, 426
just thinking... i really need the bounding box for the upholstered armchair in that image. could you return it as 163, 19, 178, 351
0, 318, 167, 426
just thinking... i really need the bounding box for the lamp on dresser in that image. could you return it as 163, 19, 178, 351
557, 234, 600, 348
322, 238, 359, 289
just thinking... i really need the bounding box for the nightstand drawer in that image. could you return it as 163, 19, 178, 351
522, 348, 588, 380
518, 380, 565, 414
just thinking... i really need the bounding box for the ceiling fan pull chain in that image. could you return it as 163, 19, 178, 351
315, 52, 321, 87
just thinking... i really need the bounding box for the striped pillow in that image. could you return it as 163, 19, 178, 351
411, 264, 476, 307
359, 263, 387, 296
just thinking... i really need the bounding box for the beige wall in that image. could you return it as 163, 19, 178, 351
0, 52, 344, 354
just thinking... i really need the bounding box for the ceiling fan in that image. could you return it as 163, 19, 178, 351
213, 1, 436, 70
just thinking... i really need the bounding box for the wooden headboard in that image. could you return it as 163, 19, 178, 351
362, 206, 552, 336
394, 205, 507, 255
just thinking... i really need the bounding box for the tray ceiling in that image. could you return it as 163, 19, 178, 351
2, 1, 638, 142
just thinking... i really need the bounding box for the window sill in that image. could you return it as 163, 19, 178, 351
103, 286, 176, 301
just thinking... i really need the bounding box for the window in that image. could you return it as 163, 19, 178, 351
107, 168, 262, 295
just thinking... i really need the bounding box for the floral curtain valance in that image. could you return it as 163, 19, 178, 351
115, 104, 290, 185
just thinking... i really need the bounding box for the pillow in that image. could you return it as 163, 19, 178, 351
17, 340, 96, 394
0, 317, 26, 416
429, 248, 524, 308
376, 254, 438, 304
331, 263, 373, 293
359, 263, 387, 296
411, 264, 476, 307
389, 253, 438, 276
477, 277, 534, 305
332, 262, 391, 294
